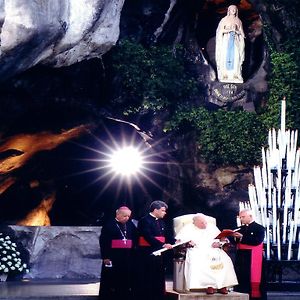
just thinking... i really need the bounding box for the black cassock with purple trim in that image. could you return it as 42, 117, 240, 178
99, 218, 138, 300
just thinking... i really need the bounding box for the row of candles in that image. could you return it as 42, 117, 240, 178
242, 99, 300, 260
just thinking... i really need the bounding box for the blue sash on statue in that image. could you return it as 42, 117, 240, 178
226, 31, 235, 70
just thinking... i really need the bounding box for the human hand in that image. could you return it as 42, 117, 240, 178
212, 241, 222, 248
188, 241, 196, 247
103, 259, 113, 267
232, 232, 243, 238
163, 243, 173, 249
220, 237, 229, 243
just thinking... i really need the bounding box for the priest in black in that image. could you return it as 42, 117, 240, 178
232, 208, 266, 299
136, 200, 173, 300
99, 206, 138, 300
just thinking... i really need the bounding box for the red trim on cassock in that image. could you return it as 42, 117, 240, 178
238, 243, 263, 298
111, 239, 133, 248
138, 236, 165, 246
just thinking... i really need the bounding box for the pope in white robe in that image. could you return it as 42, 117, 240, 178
175, 213, 238, 293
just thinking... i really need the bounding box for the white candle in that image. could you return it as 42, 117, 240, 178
277, 219, 281, 260
278, 129, 285, 161
289, 130, 297, 169
268, 130, 272, 152
281, 98, 286, 133
262, 148, 268, 188
292, 150, 300, 187
287, 221, 294, 260
293, 190, 300, 242
272, 129, 277, 163
282, 198, 289, 244
266, 218, 271, 260
297, 232, 300, 261
272, 189, 277, 244
286, 130, 291, 168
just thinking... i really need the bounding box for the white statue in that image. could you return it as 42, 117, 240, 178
215, 5, 245, 83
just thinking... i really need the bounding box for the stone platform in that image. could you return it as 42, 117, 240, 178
165, 282, 249, 300
166, 290, 249, 300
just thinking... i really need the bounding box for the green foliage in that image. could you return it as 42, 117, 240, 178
108, 31, 300, 167
262, 0, 300, 131
110, 39, 198, 113
165, 106, 266, 166
261, 51, 299, 129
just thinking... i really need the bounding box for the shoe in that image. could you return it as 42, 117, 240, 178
219, 287, 228, 294
206, 287, 215, 294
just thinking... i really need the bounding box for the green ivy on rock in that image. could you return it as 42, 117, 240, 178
107, 34, 299, 167
109, 39, 199, 114
165, 106, 267, 166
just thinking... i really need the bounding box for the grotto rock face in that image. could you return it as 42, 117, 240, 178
10, 225, 101, 279
0, 0, 125, 80
0, 1, 289, 229
167, 134, 254, 229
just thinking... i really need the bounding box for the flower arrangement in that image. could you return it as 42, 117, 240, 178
0, 232, 29, 275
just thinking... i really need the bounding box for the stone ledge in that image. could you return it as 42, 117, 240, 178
166, 290, 249, 300
165, 281, 249, 300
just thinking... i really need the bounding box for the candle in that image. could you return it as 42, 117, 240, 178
281, 97, 286, 133
297, 232, 300, 260
272, 189, 277, 244
293, 189, 300, 242
272, 129, 277, 164
277, 219, 281, 260
289, 130, 297, 169
266, 218, 271, 260
292, 150, 300, 188
278, 129, 285, 160
268, 130, 272, 152
287, 221, 294, 260
262, 148, 268, 188
287, 130, 291, 168
282, 198, 289, 244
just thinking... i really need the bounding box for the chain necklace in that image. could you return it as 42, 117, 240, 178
116, 221, 127, 244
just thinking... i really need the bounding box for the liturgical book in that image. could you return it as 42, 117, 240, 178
215, 228, 240, 239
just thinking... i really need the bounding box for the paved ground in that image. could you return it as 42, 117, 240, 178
0, 280, 99, 299
0, 280, 299, 300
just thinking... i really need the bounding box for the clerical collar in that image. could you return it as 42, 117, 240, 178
243, 221, 254, 226
149, 213, 158, 220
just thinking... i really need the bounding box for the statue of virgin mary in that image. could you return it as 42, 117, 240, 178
215, 5, 245, 83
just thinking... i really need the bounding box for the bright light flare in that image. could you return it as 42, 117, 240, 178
108, 146, 144, 177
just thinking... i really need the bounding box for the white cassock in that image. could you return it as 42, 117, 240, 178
175, 223, 238, 290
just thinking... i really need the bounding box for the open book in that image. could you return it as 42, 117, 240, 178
215, 228, 240, 239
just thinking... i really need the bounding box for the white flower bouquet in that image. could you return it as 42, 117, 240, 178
0, 233, 29, 275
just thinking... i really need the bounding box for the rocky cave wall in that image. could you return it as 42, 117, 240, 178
0, 0, 293, 279
9, 225, 102, 280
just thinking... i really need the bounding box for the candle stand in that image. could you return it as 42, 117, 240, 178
265, 258, 300, 291
244, 99, 300, 290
